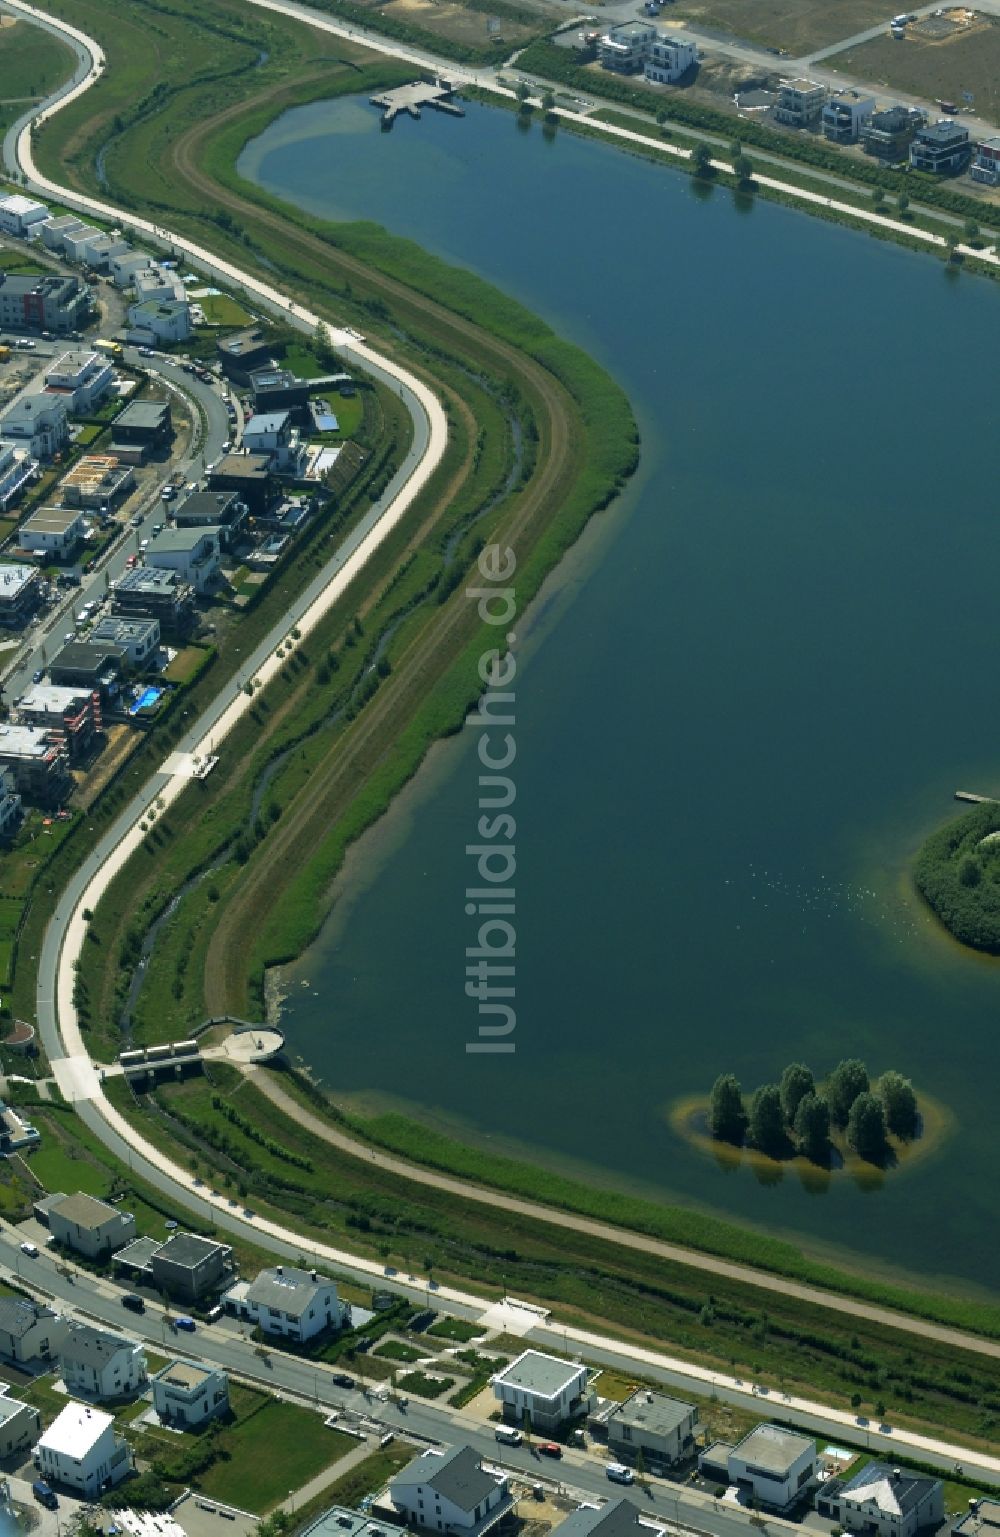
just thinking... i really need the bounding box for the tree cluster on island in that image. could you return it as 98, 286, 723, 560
708, 1059, 919, 1165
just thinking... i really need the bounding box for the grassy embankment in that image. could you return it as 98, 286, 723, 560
0, 17, 74, 138
914, 801, 1000, 953
100, 1064, 1000, 1452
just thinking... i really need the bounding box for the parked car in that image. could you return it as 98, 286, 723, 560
32, 1481, 57, 1510
355, 1335, 374, 1352
174, 1315, 196, 1332
32, 670, 43, 684
538, 1443, 562, 1459
19, 1242, 38, 1258
121, 1293, 145, 1313
331, 1372, 355, 1388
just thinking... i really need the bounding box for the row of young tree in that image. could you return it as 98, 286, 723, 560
709, 1059, 918, 1164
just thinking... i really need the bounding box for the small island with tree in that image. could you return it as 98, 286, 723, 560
706, 1058, 921, 1169
914, 800, 1000, 953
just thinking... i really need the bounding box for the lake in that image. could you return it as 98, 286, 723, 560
239, 96, 1000, 1295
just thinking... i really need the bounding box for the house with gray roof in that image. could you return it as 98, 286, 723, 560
492, 1348, 592, 1432
59, 1322, 147, 1399
554, 1499, 657, 1537
816, 1463, 943, 1537
0, 1297, 67, 1363
222, 1264, 348, 1342
44, 1190, 136, 1259
390, 1444, 512, 1535
602, 1389, 698, 1468
149, 1232, 233, 1303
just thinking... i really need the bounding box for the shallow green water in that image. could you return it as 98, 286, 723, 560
239, 98, 1000, 1294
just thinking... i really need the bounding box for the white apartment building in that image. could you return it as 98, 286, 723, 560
0, 439, 35, 512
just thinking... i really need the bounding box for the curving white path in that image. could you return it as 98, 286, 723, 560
6, 0, 1000, 1483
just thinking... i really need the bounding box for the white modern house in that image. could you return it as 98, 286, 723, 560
1, 394, 69, 460
492, 1349, 591, 1432
0, 439, 36, 512
821, 91, 876, 143
727, 1425, 816, 1511
817, 1464, 943, 1537
19, 506, 88, 560
59, 1324, 147, 1400
152, 1360, 229, 1427
644, 35, 696, 84
45, 350, 115, 414
41, 215, 86, 254
0, 1393, 40, 1456
34, 1402, 132, 1495
390, 1445, 512, 1536
144, 526, 221, 594
0, 195, 50, 238
133, 267, 187, 303
242, 411, 305, 475
223, 1265, 349, 1342
110, 249, 153, 287
62, 225, 106, 263
126, 297, 192, 344
598, 22, 656, 73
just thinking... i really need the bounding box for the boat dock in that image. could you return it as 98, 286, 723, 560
370, 79, 465, 125
955, 790, 997, 804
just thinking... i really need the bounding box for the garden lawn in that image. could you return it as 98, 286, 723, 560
193, 1401, 348, 1510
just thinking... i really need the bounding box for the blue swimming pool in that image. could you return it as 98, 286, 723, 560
129, 686, 162, 715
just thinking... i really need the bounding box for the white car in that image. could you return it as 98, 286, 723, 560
19, 1242, 39, 1258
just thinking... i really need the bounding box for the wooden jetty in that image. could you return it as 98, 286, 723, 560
370, 79, 465, 126
955, 790, 997, 804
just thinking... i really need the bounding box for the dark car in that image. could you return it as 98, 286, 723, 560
355, 1335, 374, 1352
331, 1372, 355, 1388
121, 1292, 145, 1313
538, 1443, 562, 1459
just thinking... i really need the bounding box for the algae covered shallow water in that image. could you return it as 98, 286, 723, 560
239, 97, 1000, 1295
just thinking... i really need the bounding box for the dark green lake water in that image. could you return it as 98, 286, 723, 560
239, 98, 1000, 1295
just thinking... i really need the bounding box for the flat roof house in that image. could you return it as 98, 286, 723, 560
604, 1389, 698, 1468
217, 326, 281, 385
174, 489, 248, 549
59, 1323, 147, 1400
19, 505, 88, 560
149, 1232, 234, 1302
909, 118, 970, 174
0, 563, 42, 629
35, 1401, 132, 1495
152, 1359, 229, 1428
208, 452, 278, 517
112, 564, 194, 633
60, 454, 135, 510
41, 215, 85, 254
822, 91, 876, 144
44, 1190, 137, 1257
598, 22, 656, 73
223, 1265, 348, 1342
0, 273, 89, 333
250, 368, 312, 423
0, 194, 50, 238
45, 349, 114, 414
0, 1297, 68, 1363
0, 439, 36, 513
817, 1463, 943, 1537
15, 685, 102, 763
862, 105, 924, 161
390, 1444, 512, 1536
492, 1349, 591, 1432
144, 525, 222, 595
110, 398, 173, 462
728, 1425, 816, 1511
971, 135, 1000, 185
774, 78, 826, 128
90, 615, 160, 668
1, 393, 69, 461
126, 298, 192, 346
0, 723, 72, 807
0, 1393, 41, 1456
50, 640, 127, 697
